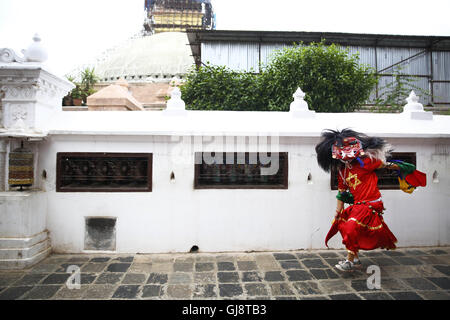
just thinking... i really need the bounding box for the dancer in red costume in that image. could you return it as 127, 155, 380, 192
315, 129, 426, 271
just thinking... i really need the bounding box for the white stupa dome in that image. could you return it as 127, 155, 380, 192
94, 32, 195, 83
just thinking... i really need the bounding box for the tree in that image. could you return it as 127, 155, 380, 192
260, 41, 377, 112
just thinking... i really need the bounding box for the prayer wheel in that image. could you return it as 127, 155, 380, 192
8, 142, 34, 190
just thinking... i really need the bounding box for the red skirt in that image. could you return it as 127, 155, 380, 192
325, 201, 397, 254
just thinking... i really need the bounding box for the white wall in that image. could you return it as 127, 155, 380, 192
37, 134, 450, 253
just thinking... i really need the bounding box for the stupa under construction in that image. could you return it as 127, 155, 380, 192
143, 0, 215, 34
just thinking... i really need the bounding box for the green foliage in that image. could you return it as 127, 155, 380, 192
260, 41, 377, 112
372, 66, 433, 113
180, 41, 378, 112
181, 64, 265, 111
65, 68, 99, 105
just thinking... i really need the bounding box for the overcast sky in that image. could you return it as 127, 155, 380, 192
1, 0, 449, 77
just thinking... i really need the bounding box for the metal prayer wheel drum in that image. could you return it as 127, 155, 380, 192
8, 145, 34, 190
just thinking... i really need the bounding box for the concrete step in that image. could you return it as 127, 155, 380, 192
0, 230, 49, 249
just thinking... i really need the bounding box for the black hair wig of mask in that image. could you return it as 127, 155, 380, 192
315, 128, 388, 172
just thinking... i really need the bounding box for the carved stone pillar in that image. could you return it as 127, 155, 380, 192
0, 35, 74, 269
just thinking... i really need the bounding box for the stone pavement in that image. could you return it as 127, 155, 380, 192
0, 246, 449, 300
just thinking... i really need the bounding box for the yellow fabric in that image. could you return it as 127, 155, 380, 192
398, 177, 415, 194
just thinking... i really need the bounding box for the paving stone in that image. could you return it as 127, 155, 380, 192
142, 285, 163, 298
174, 256, 195, 263
113, 256, 134, 263
81, 263, 106, 273
0, 273, 27, 287
359, 292, 393, 300
403, 278, 438, 290
89, 257, 111, 263
0, 286, 33, 300
301, 259, 328, 269
382, 250, 405, 257
174, 262, 193, 272
413, 265, 448, 277
112, 285, 140, 299
426, 249, 447, 255
147, 273, 168, 284
318, 252, 340, 258
417, 255, 447, 265
379, 278, 410, 291
193, 284, 217, 298
56, 263, 84, 273
388, 291, 423, 300
217, 262, 236, 271
42, 273, 70, 285
404, 249, 428, 256
219, 284, 243, 297
12, 273, 47, 286
29, 264, 59, 273
309, 268, 339, 280
195, 262, 215, 272
194, 272, 216, 283
360, 251, 385, 257
351, 279, 374, 292
169, 272, 192, 284
300, 296, 330, 300
244, 283, 268, 296
418, 290, 450, 300
237, 261, 258, 271
129, 263, 153, 273
292, 281, 322, 295
83, 285, 116, 299
329, 293, 361, 300
296, 252, 320, 259
279, 260, 303, 270
241, 271, 262, 282
195, 255, 216, 262
273, 253, 297, 260
275, 296, 297, 300
68, 256, 91, 263
167, 284, 192, 299
392, 256, 423, 265
264, 271, 285, 282
433, 265, 450, 276
380, 265, 421, 278
369, 257, 400, 266
95, 273, 123, 285
122, 273, 147, 284
151, 262, 173, 273
269, 283, 294, 296
80, 273, 97, 284
319, 279, 353, 294
54, 285, 90, 299
218, 272, 239, 283
255, 256, 280, 271
22, 285, 61, 300
426, 277, 450, 290
106, 263, 131, 272
285, 270, 313, 281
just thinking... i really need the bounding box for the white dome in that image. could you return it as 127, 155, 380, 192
94, 32, 195, 82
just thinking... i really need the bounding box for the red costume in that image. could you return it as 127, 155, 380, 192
325, 157, 397, 254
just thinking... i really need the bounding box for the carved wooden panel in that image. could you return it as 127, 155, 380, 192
194, 152, 288, 189
56, 153, 152, 192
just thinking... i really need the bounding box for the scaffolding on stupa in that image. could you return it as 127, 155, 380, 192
144, 0, 215, 34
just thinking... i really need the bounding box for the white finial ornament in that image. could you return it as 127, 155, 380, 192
22, 33, 48, 63
402, 90, 433, 120
164, 87, 187, 116
290, 87, 315, 117
403, 91, 424, 112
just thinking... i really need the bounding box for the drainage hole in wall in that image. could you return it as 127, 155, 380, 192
189, 245, 199, 253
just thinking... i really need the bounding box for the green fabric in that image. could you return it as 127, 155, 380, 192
396, 161, 416, 176
336, 191, 354, 204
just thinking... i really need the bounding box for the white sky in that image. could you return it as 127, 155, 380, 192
1, 0, 449, 77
